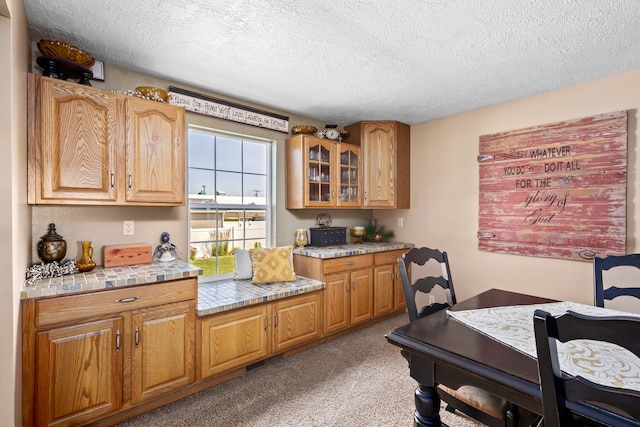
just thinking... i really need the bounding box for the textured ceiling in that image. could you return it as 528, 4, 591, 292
23, 0, 640, 125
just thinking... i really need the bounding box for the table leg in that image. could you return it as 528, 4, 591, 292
414, 385, 441, 426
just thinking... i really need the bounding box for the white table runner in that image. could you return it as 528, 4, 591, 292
447, 301, 640, 391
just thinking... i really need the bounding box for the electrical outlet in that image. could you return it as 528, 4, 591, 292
123, 220, 134, 236
428, 295, 436, 305
397, 217, 404, 227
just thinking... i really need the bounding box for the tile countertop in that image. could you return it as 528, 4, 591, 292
21, 260, 202, 300
21, 259, 326, 318
197, 276, 325, 317
292, 242, 414, 259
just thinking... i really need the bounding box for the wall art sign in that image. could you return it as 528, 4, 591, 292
478, 111, 627, 261
168, 86, 289, 133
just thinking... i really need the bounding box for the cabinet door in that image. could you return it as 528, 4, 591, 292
335, 143, 361, 207
131, 301, 195, 404
272, 292, 322, 353
199, 304, 269, 379
361, 122, 397, 208
36, 318, 123, 426
125, 97, 185, 205
304, 138, 336, 207
322, 272, 351, 335
373, 265, 395, 317
350, 268, 374, 325
393, 263, 407, 309
29, 74, 119, 204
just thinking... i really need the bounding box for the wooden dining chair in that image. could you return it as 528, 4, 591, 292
533, 308, 640, 427
397, 247, 529, 427
594, 253, 640, 310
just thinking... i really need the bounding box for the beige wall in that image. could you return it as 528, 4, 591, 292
377, 68, 640, 304
3, 0, 30, 424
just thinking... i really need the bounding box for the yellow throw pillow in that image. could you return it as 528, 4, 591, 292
249, 245, 297, 284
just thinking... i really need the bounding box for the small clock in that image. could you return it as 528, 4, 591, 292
323, 125, 340, 140
325, 128, 340, 140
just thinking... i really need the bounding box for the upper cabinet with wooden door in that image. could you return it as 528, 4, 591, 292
344, 121, 410, 209
125, 97, 185, 204
27, 74, 185, 206
285, 134, 361, 209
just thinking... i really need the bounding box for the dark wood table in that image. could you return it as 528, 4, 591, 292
386, 288, 556, 426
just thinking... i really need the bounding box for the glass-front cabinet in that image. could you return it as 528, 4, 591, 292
336, 143, 360, 207
306, 139, 334, 206
285, 134, 361, 209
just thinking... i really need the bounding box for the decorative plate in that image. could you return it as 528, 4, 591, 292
135, 86, 170, 103
37, 39, 95, 67
291, 125, 318, 135
316, 212, 333, 227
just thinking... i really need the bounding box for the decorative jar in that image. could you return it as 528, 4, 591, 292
37, 223, 67, 263
295, 229, 309, 247
75, 241, 96, 272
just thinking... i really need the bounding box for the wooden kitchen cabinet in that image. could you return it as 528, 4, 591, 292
285, 134, 361, 208
272, 292, 322, 353
199, 304, 270, 379
294, 253, 375, 335
294, 249, 408, 336
349, 267, 374, 325
27, 74, 185, 206
124, 96, 185, 204
198, 291, 321, 379
344, 121, 410, 208
22, 278, 197, 427
131, 301, 195, 404
35, 318, 123, 426
374, 249, 408, 314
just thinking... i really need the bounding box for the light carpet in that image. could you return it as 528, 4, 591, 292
117, 314, 484, 426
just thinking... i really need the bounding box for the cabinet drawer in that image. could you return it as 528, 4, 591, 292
323, 254, 373, 275
374, 249, 409, 266
36, 278, 198, 327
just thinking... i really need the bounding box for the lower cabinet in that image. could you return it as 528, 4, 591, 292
199, 304, 270, 379
199, 291, 322, 380
294, 249, 408, 336
373, 249, 407, 313
272, 292, 322, 353
22, 278, 197, 427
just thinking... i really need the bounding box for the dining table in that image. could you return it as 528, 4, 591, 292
385, 288, 640, 426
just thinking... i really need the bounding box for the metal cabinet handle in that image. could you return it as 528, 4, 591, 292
264, 315, 268, 330
115, 296, 140, 303
116, 329, 121, 352
352, 280, 356, 290
110, 172, 115, 189
345, 261, 355, 266
274, 314, 279, 327
128, 173, 132, 190
135, 326, 140, 348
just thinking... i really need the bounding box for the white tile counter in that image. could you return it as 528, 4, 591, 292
292, 242, 414, 259
21, 260, 202, 299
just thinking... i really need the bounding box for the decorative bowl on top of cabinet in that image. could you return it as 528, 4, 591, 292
27, 74, 185, 205
344, 121, 410, 209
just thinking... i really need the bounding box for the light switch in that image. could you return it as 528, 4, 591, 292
397, 217, 404, 227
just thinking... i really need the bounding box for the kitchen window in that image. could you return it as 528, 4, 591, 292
188, 126, 272, 281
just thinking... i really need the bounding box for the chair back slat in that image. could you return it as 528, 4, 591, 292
397, 247, 455, 322
534, 309, 640, 427
594, 253, 640, 308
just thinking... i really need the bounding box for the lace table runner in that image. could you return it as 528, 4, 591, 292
447, 301, 640, 391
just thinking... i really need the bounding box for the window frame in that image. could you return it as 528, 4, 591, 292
187, 125, 274, 283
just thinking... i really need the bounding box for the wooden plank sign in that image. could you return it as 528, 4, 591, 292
478, 111, 627, 261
